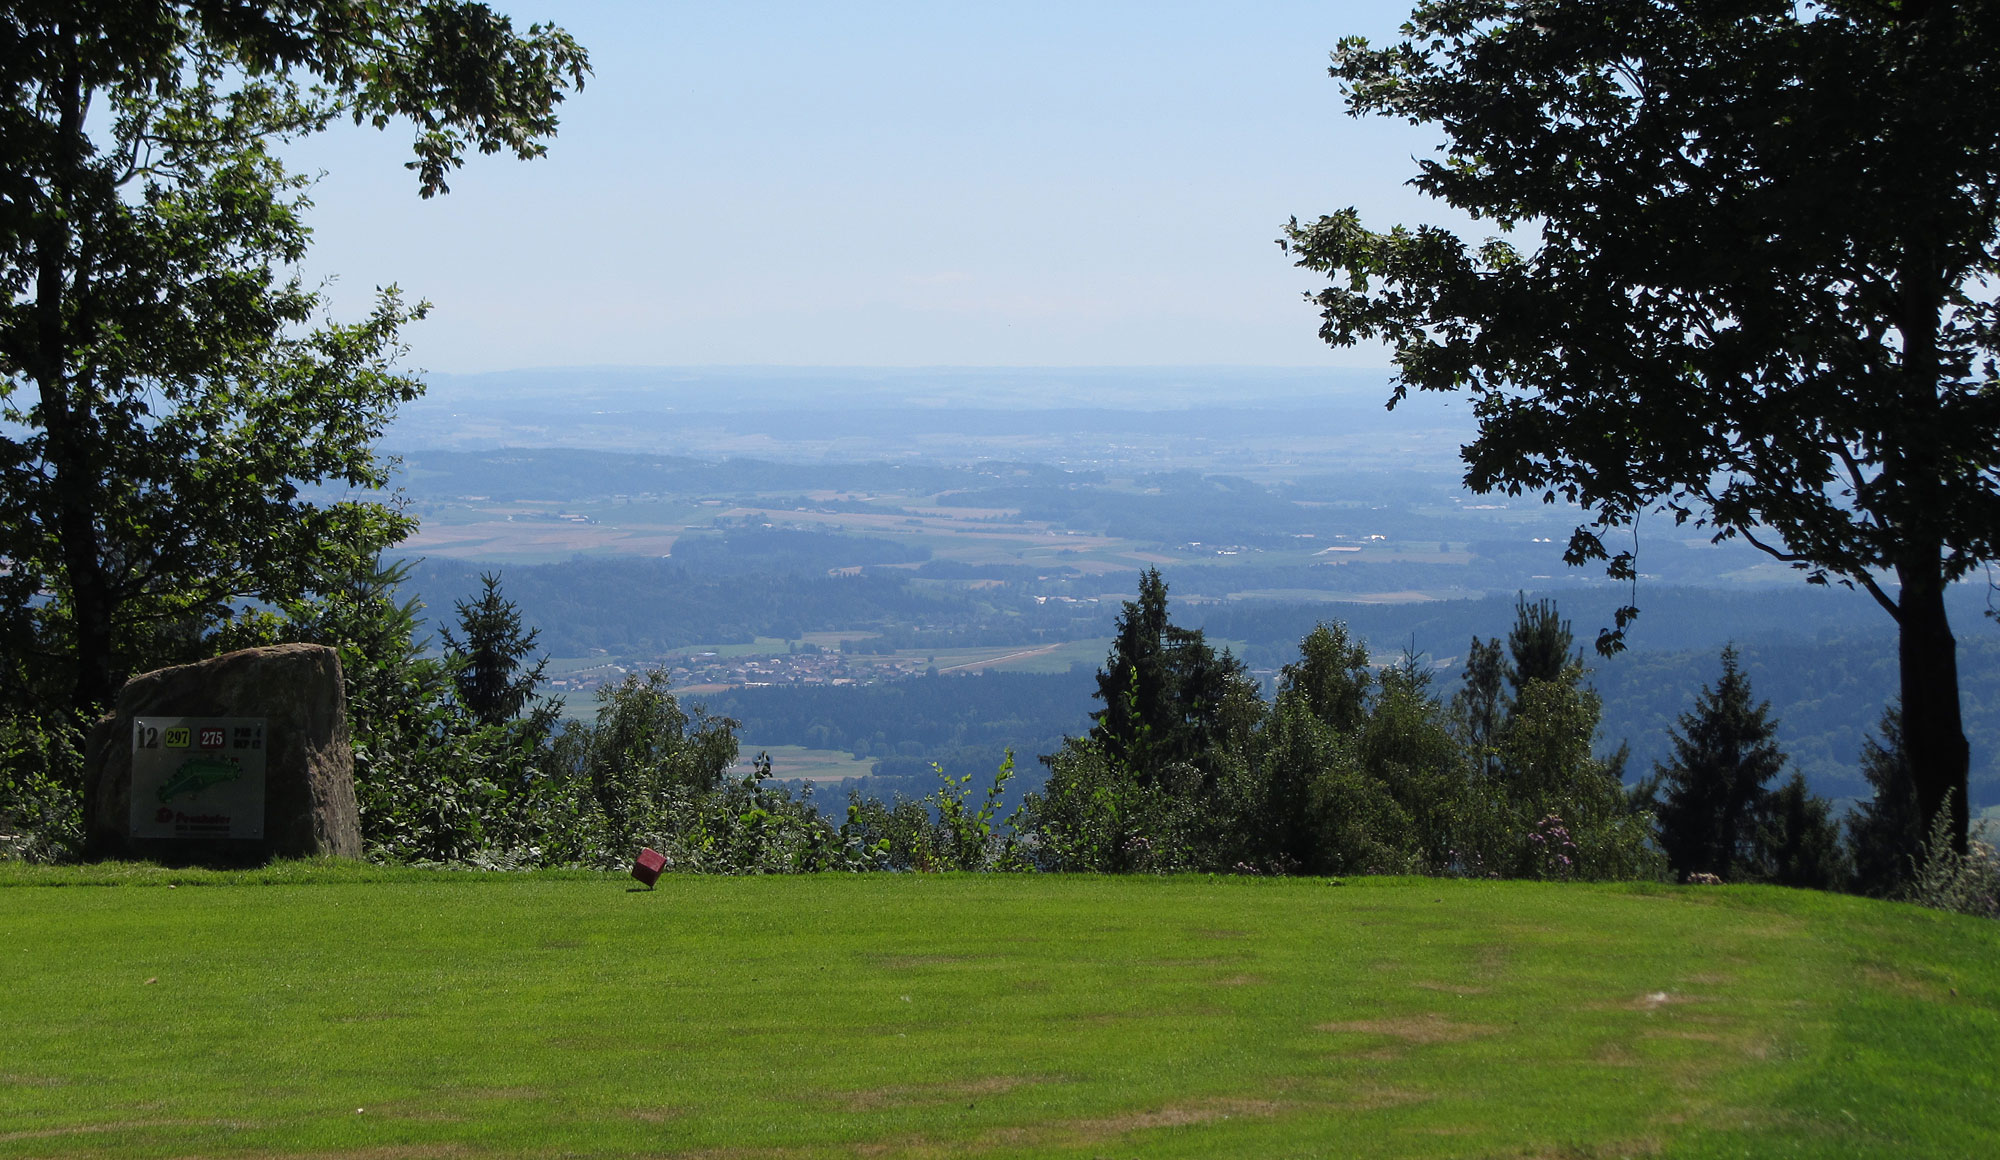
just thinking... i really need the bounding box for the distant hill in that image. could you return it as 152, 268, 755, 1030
402, 553, 1998, 809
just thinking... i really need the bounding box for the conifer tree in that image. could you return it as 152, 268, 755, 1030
1088, 568, 1249, 787
1450, 634, 1504, 780
1652, 647, 1787, 881
1505, 596, 1579, 702
1759, 772, 1849, 890
440, 573, 550, 729
1846, 706, 1923, 897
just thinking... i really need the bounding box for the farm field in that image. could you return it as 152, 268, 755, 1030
3, 867, 1996, 1158
737, 744, 878, 784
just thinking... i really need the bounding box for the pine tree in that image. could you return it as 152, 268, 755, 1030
1088, 568, 1250, 787
1504, 596, 1578, 702
1090, 568, 1174, 780
440, 573, 550, 729
1759, 773, 1850, 890
1846, 706, 1923, 897
1451, 634, 1505, 780
1652, 646, 1787, 881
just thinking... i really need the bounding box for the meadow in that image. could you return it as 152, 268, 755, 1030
3, 867, 1995, 1158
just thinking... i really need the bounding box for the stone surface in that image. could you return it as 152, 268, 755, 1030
84, 644, 360, 862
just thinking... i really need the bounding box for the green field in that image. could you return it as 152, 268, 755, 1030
738, 744, 879, 783
3, 867, 1996, 1157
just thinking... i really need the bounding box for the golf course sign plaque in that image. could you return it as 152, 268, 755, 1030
129, 717, 268, 840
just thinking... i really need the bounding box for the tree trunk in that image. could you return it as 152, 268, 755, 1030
31, 56, 121, 718
1895, 558, 1970, 855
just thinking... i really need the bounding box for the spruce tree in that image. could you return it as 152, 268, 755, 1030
1450, 634, 1504, 780
1652, 646, 1786, 881
1759, 773, 1849, 890
1088, 568, 1250, 787
1846, 706, 1923, 897
440, 573, 550, 729
1090, 568, 1174, 780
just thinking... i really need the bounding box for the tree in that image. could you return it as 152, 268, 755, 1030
1759, 772, 1849, 891
1493, 659, 1652, 880
0, 4, 589, 717
1089, 568, 1255, 787
1285, 1, 1999, 852
1276, 621, 1372, 735
1651, 647, 1787, 881
440, 572, 551, 729
1846, 705, 1923, 896
1354, 653, 1465, 874
1449, 633, 1504, 779
1090, 567, 1174, 777
549, 671, 738, 862
1476, 597, 1656, 880
1505, 597, 1579, 703
1250, 621, 1401, 873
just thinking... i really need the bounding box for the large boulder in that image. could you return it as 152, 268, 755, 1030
83, 644, 361, 863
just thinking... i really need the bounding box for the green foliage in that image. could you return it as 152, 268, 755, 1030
1644, 646, 1849, 888
1905, 793, 2000, 920
1651, 646, 1789, 881
1451, 633, 1505, 779
657, 754, 870, 875
1026, 576, 1659, 881
1353, 658, 1462, 873
0, 4, 586, 715
1504, 597, 1577, 698
1759, 772, 1851, 891
1277, 622, 1372, 734
1017, 738, 1209, 873
1286, 0, 2000, 852
258, 560, 896, 874
1848, 706, 1925, 897
1089, 568, 1257, 789
543, 670, 735, 866
441, 572, 552, 729
0, 713, 84, 864
1485, 670, 1658, 881
1233, 687, 1412, 876
839, 753, 1027, 872
926, 751, 1021, 871
315, 559, 530, 864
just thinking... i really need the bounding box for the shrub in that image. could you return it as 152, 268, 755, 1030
1904, 795, 2000, 920
0, 712, 84, 863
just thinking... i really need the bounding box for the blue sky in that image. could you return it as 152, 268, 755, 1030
291, 1, 1454, 372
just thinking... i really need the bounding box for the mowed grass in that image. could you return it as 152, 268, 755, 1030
2, 868, 1996, 1158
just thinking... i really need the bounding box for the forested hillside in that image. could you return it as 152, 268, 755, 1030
402, 555, 2000, 809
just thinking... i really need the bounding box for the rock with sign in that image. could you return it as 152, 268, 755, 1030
83, 644, 361, 862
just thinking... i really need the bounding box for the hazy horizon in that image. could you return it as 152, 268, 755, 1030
286, 1, 1454, 373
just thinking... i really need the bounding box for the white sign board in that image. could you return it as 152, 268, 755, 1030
129, 717, 267, 840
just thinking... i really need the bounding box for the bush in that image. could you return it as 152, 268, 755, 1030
1904, 796, 2000, 920
0, 713, 84, 863
840, 753, 1026, 872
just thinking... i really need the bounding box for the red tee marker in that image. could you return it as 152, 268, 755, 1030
631, 847, 667, 888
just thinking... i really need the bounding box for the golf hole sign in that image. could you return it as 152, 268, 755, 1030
129, 717, 268, 840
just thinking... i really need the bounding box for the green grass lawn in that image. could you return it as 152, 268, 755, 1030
2, 866, 1995, 1158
